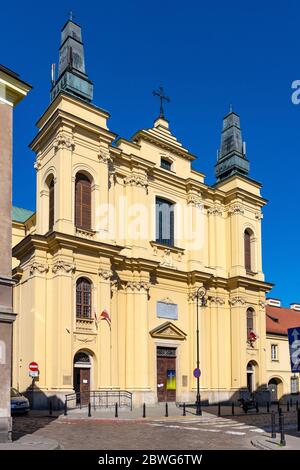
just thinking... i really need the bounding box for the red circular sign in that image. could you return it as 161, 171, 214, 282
29, 362, 39, 371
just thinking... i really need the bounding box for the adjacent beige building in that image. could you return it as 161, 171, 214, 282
266, 299, 300, 401
11, 19, 273, 408
0, 65, 31, 441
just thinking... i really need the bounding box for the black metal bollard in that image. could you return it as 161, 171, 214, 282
231, 402, 234, 415
267, 401, 270, 413
271, 411, 276, 438
115, 402, 118, 418
165, 402, 168, 417
287, 401, 290, 412
143, 403, 146, 418
64, 400, 67, 416
279, 413, 286, 446
49, 400, 53, 416
218, 402, 221, 417
183, 403, 186, 417
298, 408, 300, 432
88, 402, 91, 417
256, 402, 259, 413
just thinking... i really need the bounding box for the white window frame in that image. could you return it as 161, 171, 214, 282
271, 344, 278, 361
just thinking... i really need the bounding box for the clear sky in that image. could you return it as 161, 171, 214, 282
1, 0, 300, 306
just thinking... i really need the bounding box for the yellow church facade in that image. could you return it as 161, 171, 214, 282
11, 19, 272, 408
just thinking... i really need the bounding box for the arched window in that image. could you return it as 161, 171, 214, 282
156, 197, 174, 246
75, 173, 92, 230
246, 308, 254, 337
76, 278, 92, 319
49, 178, 55, 231
244, 229, 252, 272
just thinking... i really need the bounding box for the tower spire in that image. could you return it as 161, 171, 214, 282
215, 108, 249, 182
50, 18, 93, 103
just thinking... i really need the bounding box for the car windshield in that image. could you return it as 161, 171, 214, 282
11, 388, 21, 398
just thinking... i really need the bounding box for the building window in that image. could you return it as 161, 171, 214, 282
75, 173, 92, 230
49, 178, 55, 231
271, 344, 278, 361
76, 278, 92, 319
244, 229, 252, 272
155, 197, 174, 246
161, 158, 172, 171
246, 308, 254, 337
291, 375, 299, 394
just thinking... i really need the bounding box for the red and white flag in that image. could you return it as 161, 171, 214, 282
100, 309, 111, 328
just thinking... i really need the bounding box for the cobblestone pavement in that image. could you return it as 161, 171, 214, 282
11, 414, 266, 450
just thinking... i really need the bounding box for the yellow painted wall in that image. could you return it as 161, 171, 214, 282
12, 93, 273, 407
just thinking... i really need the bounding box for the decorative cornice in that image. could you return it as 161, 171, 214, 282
98, 268, 113, 280
75, 228, 96, 239
52, 260, 76, 274
187, 192, 202, 207
228, 296, 246, 306
207, 205, 222, 216
159, 297, 175, 304
125, 281, 150, 292
53, 132, 75, 153
259, 300, 266, 309
124, 173, 148, 188
228, 204, 245, 215
29, 262, 49, 276
255, 211, 263, 220
34, 160, 41, 170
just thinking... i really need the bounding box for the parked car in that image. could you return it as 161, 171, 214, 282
11, 388, 30, 414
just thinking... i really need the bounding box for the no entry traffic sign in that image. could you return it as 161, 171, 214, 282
29, 362, 39, 378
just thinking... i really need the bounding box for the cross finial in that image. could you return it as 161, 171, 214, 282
153, 86, 170, 119
69, 11, 74, 21
229, 103, 233, 113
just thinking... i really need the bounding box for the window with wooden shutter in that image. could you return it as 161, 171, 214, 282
49, 178, 54, 231
75, 173, 92, 230
76, 278, 92, 319
246, 308, 254, 337
244, 229, 251, 272
156, 197, 174, 246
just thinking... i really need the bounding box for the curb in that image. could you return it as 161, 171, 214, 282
0, 436, 60, 451
251, 436, 283, 451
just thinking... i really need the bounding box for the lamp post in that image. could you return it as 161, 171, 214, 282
195, 286, 207, 415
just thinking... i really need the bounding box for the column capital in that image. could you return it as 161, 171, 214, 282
53, 131, 75, 153
124, 173, 148, 189
52, 260, 76, 274
125, 280, 150, 292
98, 268, 113, 280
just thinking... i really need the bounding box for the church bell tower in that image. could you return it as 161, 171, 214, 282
215, 108, 250, 181
50, 17, 93, 103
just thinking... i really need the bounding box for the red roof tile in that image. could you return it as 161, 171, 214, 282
266, 305, 300, 336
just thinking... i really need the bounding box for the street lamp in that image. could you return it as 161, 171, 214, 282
195, 286, 207, 415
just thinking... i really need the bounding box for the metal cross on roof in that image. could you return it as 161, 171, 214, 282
152, 86, 170, 119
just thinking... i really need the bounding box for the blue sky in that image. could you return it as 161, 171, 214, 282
1, 0, 300, 305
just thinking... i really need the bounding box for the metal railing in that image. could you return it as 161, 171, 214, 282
64, 390, 133, 412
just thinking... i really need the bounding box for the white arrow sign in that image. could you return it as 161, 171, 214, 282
291, 339, 300, 368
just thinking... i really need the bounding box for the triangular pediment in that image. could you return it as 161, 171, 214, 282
150, 321, 187, 340
132, 118, 195, 161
